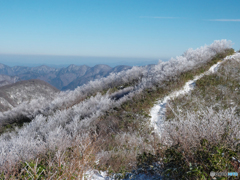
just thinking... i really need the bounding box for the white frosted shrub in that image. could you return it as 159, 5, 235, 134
97, 131, 155, 167
161, 106, 240, 149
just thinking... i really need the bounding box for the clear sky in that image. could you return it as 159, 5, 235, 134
0, 0, 240, 67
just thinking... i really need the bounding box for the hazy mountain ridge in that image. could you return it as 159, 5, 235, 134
0, 79, 59, 113
0, 63, 131, 90
62, 65, 131, 90
0, 74, 20, 87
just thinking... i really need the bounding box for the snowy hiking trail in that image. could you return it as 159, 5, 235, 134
84, 52, 240, 180
150, 52, 240, 137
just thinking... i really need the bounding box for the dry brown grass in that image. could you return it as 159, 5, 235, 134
1, 133, 99, 179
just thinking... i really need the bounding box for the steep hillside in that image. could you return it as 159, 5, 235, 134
52, 64, 89, 89
0, 64, 14, 76
0, 79, 59, 134
0, 79, 59, 112
0, 40, 236, 179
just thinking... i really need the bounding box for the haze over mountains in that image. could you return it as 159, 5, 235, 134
0, 63, 131, 90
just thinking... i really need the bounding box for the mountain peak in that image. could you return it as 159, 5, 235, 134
67, 64, 79, 70
68, 64, 77, 68
0, 64, 7, 69
66, 64, 90, 72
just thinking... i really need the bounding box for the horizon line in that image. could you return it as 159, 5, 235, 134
0, 53, 165, 60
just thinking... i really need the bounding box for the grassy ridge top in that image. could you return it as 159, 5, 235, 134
0, 41, 235, 179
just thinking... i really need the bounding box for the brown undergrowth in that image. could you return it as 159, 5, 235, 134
1, 133, 98, 179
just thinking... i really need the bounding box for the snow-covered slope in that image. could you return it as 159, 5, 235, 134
0, 74, 20, 87
0, 79, 59, 112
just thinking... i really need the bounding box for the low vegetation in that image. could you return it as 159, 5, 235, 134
92, 48, 235, 175
0, 40, 237, 179
153, 52, 240, 179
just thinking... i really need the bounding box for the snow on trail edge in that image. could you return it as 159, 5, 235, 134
150, 52, 240, 137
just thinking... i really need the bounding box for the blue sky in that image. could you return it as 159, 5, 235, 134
0, 0, 239, 67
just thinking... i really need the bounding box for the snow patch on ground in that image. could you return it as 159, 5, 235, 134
83, 170, 112, 180
83, 169, 164, 180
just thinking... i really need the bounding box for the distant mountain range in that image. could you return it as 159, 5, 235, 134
0, 63, 131, 90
